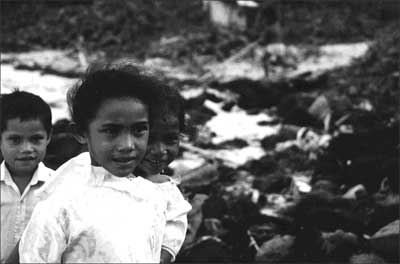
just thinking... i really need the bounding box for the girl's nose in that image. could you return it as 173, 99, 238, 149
117, 133, 135, 152
149, 142, 167, 156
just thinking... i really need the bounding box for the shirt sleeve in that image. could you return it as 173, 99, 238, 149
161, 182, 192, 261
19, 198, 68, 263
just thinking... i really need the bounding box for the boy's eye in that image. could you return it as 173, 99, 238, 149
31, 135, 45, 143
165, 135, 180, 144
7, 136, 21, 144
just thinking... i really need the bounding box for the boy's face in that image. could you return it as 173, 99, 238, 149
0, 118, 50, 177
138, 114, 180, 176
83, 97, 149, 177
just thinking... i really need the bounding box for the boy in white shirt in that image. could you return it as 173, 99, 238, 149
0, 91, 53, 263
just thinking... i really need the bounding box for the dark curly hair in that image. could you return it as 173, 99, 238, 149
104, 59, 185, 133
158, 84, 185, 133
67, 63, 164, 132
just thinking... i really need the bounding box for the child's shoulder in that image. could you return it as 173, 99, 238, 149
146, 174, 171, 184
37, 152, 91, 199
145, 174, 182, 185
39, 162, 55, 177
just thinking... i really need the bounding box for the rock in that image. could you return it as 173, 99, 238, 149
342, 184, 368, 200
222, 171, 256, 201
248, 223, 280, 246
369, 219, 400, 262
289, 173, 312, 196
275, 146, 313, 172
214, 78, 286, 109
184, 194, 209, 245
201, 218, 227, 237
240, 155, 278, 176
186, 105, 217, 126
202, 194, 228, 219
290, 227, 326, 262
295, 127, 331, 153
349, 253, 387, 264
307, 94, 332, 131
180, 161, 219, 191
252, 172, 292, 194
228, 195, 262, 226
11, 50, 85, 77
335, 109, 385, 133
277, 93, 322, 128
321, 229, 361, 261
216, 138, 248, 149
260, 126, 297, 150
381, 158, 400, 193
255, 235, 295, 262
217, 216, 256, 261
358, 196, 399, 235
312, 179, 340, 195
177, 237, 232, 263
286, 191, 366, 234
315, 123, 399, 193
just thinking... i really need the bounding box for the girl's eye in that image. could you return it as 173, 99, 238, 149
8, 136, 21, 144
132, 124, 149, 135
165, 135, 179, 144
101, 128, 119, 136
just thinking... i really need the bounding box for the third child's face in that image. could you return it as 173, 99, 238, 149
138, 114, 180, 176
0, 118, 50, 176
84, 97, 149, 177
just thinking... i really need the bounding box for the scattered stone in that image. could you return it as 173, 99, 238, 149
369, 219, 400, 262
184, 194, 209, 246
177, 237, 232, 263
255, 235, 295, 262
349, 253, 387, 264
180, 161, 219, 191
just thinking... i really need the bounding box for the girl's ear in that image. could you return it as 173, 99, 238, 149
69, 122, 88, 144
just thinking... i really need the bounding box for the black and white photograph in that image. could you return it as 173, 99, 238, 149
0, 0, 399, 263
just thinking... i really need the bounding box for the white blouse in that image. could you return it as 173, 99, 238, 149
156, 179, 191, 259
19, 159, 191, 263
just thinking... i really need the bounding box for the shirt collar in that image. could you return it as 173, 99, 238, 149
90, 164, 136, 185
32, 162, 51, 184
1, 161, 11, 183
0, 160, 50, 185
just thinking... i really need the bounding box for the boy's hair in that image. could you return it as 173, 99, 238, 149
67, 63, 163, 131
0, 90, 52, 135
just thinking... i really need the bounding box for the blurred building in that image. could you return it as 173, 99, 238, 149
202, 0, 259, 30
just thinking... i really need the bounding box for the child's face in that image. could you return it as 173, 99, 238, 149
0, 118, 50, 176
138, 114, 180, 175
83, 97, 149, 177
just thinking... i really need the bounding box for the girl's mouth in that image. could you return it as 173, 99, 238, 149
112, 156, 136, 164
146, 159, 164, 166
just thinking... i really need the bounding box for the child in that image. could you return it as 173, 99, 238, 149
0, 91, 53, 263
26, 62, 191, 263
134, 83, 191, 263
19, 65, 191, 263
